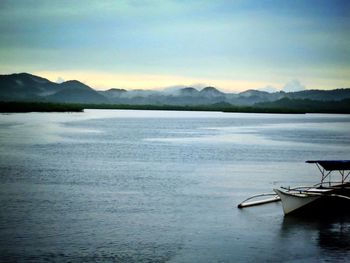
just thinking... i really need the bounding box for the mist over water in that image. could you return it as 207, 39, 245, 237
1, 110, 350, 262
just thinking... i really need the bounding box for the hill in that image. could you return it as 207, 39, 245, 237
0, 73, 108, 104
46, 80, 107, 104
1, 73, 350, 107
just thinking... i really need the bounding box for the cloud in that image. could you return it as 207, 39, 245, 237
56, 76, 65, 83
34, 70, 269, 91
282, 80, 306, 92
259, 85, 278, 93
1, 1, 349, 91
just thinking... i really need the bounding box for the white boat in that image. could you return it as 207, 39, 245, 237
238, 160, 350, 216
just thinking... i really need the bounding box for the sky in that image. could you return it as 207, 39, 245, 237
0, 0, 349, 92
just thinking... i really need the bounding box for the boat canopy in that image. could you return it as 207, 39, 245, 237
306, 160, 350, 171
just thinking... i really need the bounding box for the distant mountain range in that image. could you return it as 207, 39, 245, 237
1, 73, 350, 106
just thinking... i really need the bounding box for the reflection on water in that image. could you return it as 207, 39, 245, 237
281, 215, 350, 261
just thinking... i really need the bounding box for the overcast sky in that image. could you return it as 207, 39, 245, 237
0, 0, 349, 91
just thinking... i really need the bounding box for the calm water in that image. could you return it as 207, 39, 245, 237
0, 110, 350, 262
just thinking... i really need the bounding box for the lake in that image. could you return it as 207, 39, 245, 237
0, 109, 350, 262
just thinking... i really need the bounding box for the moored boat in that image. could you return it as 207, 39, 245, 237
238, 160, 350, 216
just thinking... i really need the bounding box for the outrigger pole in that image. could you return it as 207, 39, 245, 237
237, 193, 280, 208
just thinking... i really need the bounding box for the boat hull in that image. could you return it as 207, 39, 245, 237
274, 188, 350, 216
274, 189, 320, 215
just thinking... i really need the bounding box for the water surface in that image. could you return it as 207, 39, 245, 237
1, 110, 350, 262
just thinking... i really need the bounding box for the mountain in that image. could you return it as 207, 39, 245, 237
233, 89, 286, 105
1, 72, 350, 106
0, 73, 59, 101
239, 89, 270, 98
0, 73, 107, 104
199, 87, 224, 97
286, 89, 350, 101
100, 88, 127, 99
178, 87, 199, 96
47, 80, 108, 104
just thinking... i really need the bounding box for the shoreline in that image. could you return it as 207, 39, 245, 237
1, 101, 349, 114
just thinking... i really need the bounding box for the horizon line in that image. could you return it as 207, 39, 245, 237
2, 71, 349, 93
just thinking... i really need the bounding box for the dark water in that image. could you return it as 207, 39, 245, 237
0, 110, 350, 262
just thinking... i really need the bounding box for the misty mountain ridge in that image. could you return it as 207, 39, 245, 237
1, 72, 350, 106
47, 80, 107, 104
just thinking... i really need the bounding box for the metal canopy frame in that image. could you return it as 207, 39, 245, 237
313, 162, 350, 186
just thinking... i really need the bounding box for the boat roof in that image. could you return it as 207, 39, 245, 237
306, 160, 350, 171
